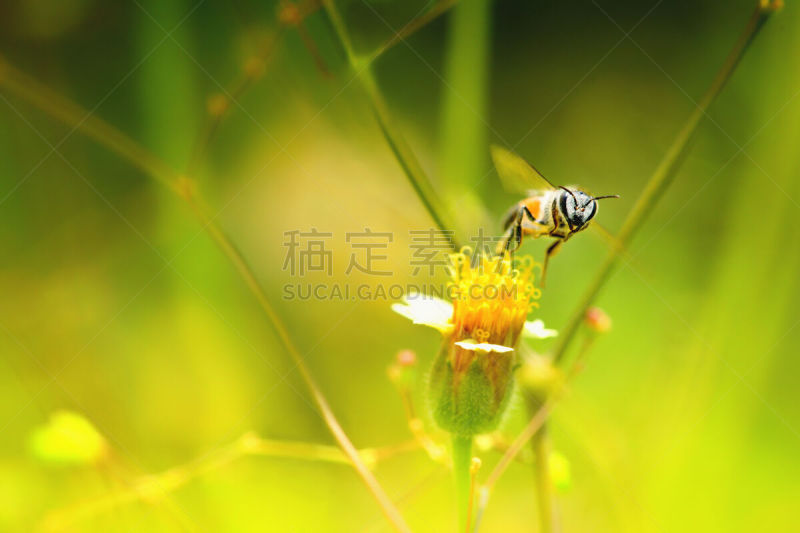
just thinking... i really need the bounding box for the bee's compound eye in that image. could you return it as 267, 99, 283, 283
576, 191, 591, 206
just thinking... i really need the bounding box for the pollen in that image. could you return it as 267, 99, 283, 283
447, 249, 541, 349
474, 328, 490, 343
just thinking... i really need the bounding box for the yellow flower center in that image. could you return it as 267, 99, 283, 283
448, 249, 541, 348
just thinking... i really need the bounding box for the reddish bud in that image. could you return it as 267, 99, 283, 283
396, 349, 416, 367
585, 307, 612, 333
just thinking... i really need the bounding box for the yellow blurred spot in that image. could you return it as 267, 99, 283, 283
386, 364, 403, 383
238, 431, 262, 453
206, 93, 229, 117
278, 3, 301, 26
359, 449, 379, 469
549, 450, 571, 492
760, 0, 783, 12
29, 410, 107, 466
474, 434, 494, 452
244, 57, 266, 79
470, 456, 482, 474
518, 354, 562, 395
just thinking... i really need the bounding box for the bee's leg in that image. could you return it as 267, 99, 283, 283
497, 220, 520, 255
498, 205, 536, 255
541, 239, 563, 288
511, 222, 523, 252
497, 209, 520, 255
520, 205, 536, 224
501, 204, 520, 230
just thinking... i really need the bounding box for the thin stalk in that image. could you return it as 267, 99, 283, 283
0, 57, 411, 533
526, 339, 601, 533
321, 0, 461, 250
185, 27, 286, 176
44, 433, 420, 529
551, 1, 780, 365
366, 0, 460, 63
471, 398, 553, 533
183, 185, 415, 533
530, 415, 555, 533
451, 434, 473, 532
467, 457, 480, 533
187, 0, 331, 176
484, 397, 554, 494
0, 57, 176, 189
474, 336, 597, 532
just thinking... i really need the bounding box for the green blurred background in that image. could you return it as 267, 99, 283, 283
1, 0, 799, 531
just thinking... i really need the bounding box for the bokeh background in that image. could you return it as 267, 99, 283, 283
1, 0, 799, 531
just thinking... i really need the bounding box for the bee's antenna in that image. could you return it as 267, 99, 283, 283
559, 186, 578, 206
592, 194, 620, 201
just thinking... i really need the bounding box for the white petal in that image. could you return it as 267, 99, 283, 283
391, 295, 453, 333
523, 319, 558, 339
455, 341, 514, 354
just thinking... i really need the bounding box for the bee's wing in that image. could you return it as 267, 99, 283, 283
490, 145, 558, 194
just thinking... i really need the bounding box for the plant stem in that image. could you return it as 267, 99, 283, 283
473, 397, 554, 532
476, 354, 595, 532
321, 0, 461, 250
361, 69, 460, 249
551, 0, 780, 365
367, 0, 460, 63
467, 457, 479, 532
531, 420, 555, 533
185, 27, 285, 176
184, 189, 414, 533
44, 433, 420, 529
0, 57, 176, 188
440, 0, 491, 192
0, 55, 411, 533
451, 434, 473, 532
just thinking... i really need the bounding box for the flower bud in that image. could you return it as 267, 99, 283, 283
278, 3, 301, 26
584, 307, 612, 333
387, 349, 417, 387
396, 349, 416, 367
759, 0, 783, 13
425, 251, 541, 437
428, 341, 516, 437
518, 353, 562, 396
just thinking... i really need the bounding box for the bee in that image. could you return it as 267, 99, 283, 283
491, 145, 619, 285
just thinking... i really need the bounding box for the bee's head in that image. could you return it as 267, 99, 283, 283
559, 187, 618, 231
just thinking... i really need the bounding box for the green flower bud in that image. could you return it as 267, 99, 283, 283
428, 341, 516, 436
423, 251, 541, 437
